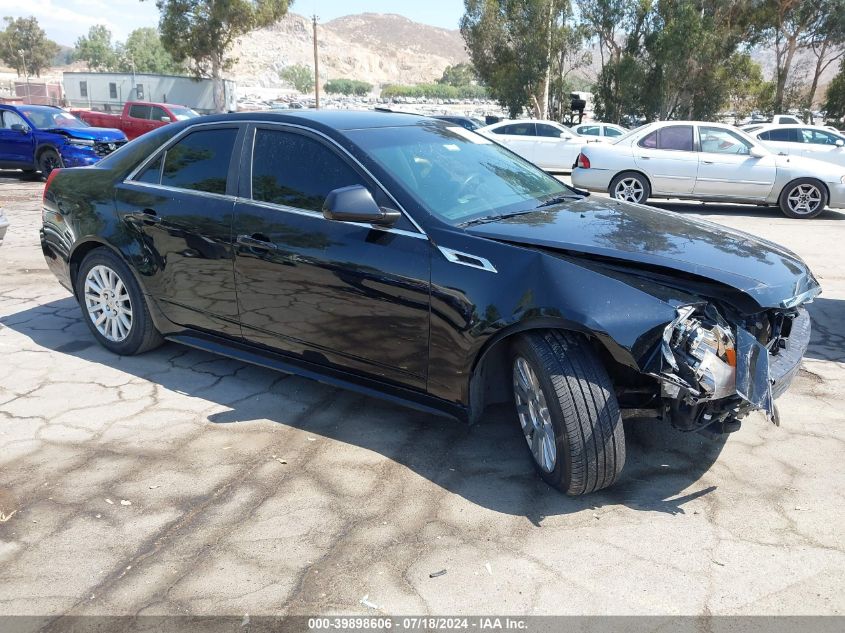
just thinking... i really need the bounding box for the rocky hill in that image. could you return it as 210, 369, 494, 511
230, 12, 469, 89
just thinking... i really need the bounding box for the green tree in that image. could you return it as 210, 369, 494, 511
324, 78, 372, 96
461, 0, 570, 118
279, 63, 314, 93
0, 16, 60, 77
74, 24, 117, 71
823, 59, 845, 123
117, 27, 182, 74
152, 0, 292, 112
803, 0, 845, 109
438, 63, 477, 86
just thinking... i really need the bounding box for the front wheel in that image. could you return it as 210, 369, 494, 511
609, 171, 650, 204
38, 149, 63, 178
76, 249, 163, 355
510, 331, 626, 495
778, 178, 827, 218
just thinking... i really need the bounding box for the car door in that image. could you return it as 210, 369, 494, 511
694, 125, 776, 200
796, 128, 845, 167
0, 109, 35, 166
232, 124, 430, 389
114, 123, 244, 336
127, 104, 158, 137
634, 125, 697, 195
486, 123, 537, 163
534, 122, 580, 170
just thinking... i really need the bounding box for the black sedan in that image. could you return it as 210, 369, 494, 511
40, 111, 819, 495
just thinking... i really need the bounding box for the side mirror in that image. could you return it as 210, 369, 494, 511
559, 132, 572, 139
323, 185, 400, 226
161, 116, 173, 123
10, 123, 29, 134
836, 139, 844, 147
749, 146, 767, 158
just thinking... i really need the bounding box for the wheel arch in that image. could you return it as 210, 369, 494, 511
611, 169, 653, 193
466, 317, 634, 424
68, 238, 126, 296
779, 176, 830, 203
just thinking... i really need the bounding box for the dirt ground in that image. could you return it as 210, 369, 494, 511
1, 172, 843, 618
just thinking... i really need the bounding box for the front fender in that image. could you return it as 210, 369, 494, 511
426, 233, 686, 406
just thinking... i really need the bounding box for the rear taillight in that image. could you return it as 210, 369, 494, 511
42, 169, 60, 203
576, 152, 591, 169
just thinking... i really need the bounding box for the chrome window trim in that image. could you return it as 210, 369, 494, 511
436, 245, 497, 273
246, 121, 427, 236
125, 118, 428, 239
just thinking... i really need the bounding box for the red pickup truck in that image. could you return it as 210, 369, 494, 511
71, 101, 200, 140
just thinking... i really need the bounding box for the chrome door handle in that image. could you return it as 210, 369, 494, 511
140, 208, 161, 225
702, 160, 714, 164
639, 156, 650, 159
237, 234, 278, 251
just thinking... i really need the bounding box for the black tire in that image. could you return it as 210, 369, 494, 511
609, 171, 650, 204
778, 178, 827, 219
38, 149, 63, 178
510, 331, 626, 495
76, 248, 163, 355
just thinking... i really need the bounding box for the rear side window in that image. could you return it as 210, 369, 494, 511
605, 126, 623, 137
161, 127, 237, 194
578, 125, 601, 136
129, 104, 151, 119
639, 125, 693, 151
759, 128, 799, 143
494, 123, 535, 136
135, 155, 162, 184
251, 129, 365, 212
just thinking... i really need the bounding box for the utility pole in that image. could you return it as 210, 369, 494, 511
312, 14, 320, 109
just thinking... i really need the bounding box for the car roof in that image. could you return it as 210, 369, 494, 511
195, 110, 431, 131
753, 123, 841, 133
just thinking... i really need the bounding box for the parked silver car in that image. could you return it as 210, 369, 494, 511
572, 121, 845, 218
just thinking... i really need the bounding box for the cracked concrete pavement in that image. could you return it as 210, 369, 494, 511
0, 171, 843, 617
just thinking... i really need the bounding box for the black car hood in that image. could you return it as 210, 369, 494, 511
466, 196, 819, 309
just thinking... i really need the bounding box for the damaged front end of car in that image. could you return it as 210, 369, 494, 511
648, 298, 816, 434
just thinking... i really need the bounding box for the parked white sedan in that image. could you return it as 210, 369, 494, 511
572, 122, 627, 142
477, 119, 585, 172
749, 124, 845, 168
571, 121, 845, 218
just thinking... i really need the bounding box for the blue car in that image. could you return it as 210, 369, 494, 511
0, 104, 127, 177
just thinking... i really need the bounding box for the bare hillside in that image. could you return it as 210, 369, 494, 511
231, 12, 468, 89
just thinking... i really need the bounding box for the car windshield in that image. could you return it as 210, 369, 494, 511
20, 107, 88, 129
347, 123, 572, 225
169, 106, 200, 121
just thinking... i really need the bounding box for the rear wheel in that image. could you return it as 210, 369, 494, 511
510, 331, 626, 495
76, 249, 163, 355
778, 178, 827, 218
38, 149, 63, 178
609, 171, 650, 204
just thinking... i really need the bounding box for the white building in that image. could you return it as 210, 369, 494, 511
62, 71, 236, 113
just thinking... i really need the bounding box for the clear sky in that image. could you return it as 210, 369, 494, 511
0, 0, 465, 46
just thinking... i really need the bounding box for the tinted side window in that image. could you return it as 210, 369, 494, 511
658, 125, 694, 151
536, 123, 563, 137
761, 128, 798, 142
2, 110, 26, 129
605, 127, 623, 137
135, 155, 163, 184
578, 125, 601, 136
252, 129, 366, 212
161, 128, 237, 194
495, 123, 535, 136
129, 104, 151, 119
150, 106, 168, 121
640, 130, 658, 148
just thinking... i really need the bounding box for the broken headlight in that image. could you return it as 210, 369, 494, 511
662, 305, 737, 400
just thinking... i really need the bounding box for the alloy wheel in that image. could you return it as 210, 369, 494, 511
512, 356, 557, 472
83, 264, 133, 342
786, 183, 822, 215
613, 177, 644, 203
